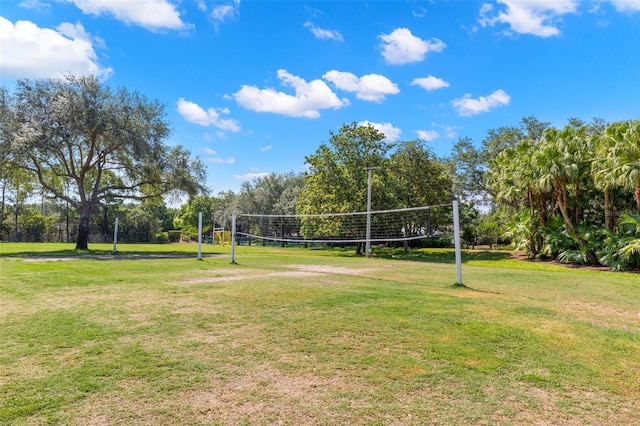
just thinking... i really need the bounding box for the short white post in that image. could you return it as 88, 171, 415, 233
113, 217, 119, 253
453, 200, 463, 285
197, 211, 203, 260
365, 167, 373, 258
230, 212, 237, 263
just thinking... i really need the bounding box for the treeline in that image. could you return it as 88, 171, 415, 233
2, 76, 639, 269
452, 117, 640, 270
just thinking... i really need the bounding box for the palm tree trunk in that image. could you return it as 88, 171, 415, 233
556, 186, 598, 265
604, 187, 614, 231
635, 184, 640, 211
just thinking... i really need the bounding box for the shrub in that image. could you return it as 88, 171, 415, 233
154, 232, 169, 244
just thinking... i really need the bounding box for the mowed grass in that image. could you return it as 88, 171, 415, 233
0, 243, 639, 425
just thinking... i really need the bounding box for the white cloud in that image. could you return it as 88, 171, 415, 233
431, 123, 460, 139
359, 121, 402, 142
378, 28, 446, 65
235, 172, 269, 181
177, 98, 241, 132
203, 147, 235, 163
303, 21, 343, 41
416, 130, 440, 141
452, 89, 511, 116
208, 157, 236, 164
610, 0, 640, 12
411, 75, 450, 91
412, 6, 427, 18
0, 17, 111, 79
211, 0, 240, 22
19, 0, 51, 10
479, 0, 578, 37
70, 0, 187, 31
259, 145, 272, 152
233, 69, 349, 118
323, 70, 399, 102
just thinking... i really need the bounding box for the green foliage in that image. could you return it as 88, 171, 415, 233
4, 75, 206, 249
483, 116, 640, 269
236, 172, 304, 215
297, 124, 453, 253
154, 232, 169, 244
167, 230, 181, 243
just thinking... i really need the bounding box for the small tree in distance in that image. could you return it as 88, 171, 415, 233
8, 75, 206, 249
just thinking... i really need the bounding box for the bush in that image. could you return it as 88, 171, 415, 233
154, 232, 169, 244
167, 230, 181, 243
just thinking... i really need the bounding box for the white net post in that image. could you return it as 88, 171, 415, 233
197, 211, 203, 260
230, 211, 237, 264
113, 217, 119, 253
453, 200, 463, 285
366, 167, 373, 258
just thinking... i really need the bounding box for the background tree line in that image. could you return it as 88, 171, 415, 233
2, 76, 638, 269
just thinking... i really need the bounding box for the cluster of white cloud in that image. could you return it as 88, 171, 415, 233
359, 121, 402, 142
206, 0, 241, 28
69, 0, 187, 31
232, 69, 349, 118
479, 0, 578, 37
0, 17, 111, 79
202, 147, 236, 164
5, 0, 637, 157
416, 130, 440, 141
304, 21, 343, 41
323, 71, 399, 102
378, 27, 446, 65
228, 27, 449, 118
411, 75, 450, 92
234, 172, 269, 181
451, 89, 511, 117
610, 0, 640, 12
177, 98, 241, 132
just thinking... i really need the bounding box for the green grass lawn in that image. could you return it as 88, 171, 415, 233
1, 243, 639, 425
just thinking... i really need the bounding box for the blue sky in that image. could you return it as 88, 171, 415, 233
1, 0, 639, 195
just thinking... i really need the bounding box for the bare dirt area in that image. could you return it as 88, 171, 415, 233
285, 264, 381, 275
180, 270, 322, 284
179, 264, 384, 285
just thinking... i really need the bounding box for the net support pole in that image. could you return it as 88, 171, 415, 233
230, 211, 237, 264
113, 217, 119, 253
366, 167, 373, 258
197, 211, 203, 260
453, 200, 463, 285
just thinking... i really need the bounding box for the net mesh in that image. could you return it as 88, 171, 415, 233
236, 204, 453, 244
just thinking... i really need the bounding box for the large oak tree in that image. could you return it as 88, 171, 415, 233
8, 75, 206, 249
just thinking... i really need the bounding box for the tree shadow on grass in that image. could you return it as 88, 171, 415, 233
373, 248, 511, 264
0, 248, 223, 260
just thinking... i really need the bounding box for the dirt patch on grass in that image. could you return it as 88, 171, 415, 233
21, 257, 76, 262
179, 263, 385, 285
180, 270, 322, 284
285, 264, 380, 275
561, 300, 640, 330
185, 363, 351, 424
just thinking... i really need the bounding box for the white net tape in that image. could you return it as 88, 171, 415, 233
236, 204, 453, 244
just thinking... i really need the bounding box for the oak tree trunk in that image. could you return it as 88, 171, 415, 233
75, 204, 92, 250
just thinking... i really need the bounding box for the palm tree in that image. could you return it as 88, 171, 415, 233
613, 121, 640, 210
593, 122, 625, 230
535, 126, 598, 264
486, 138, 550, 256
